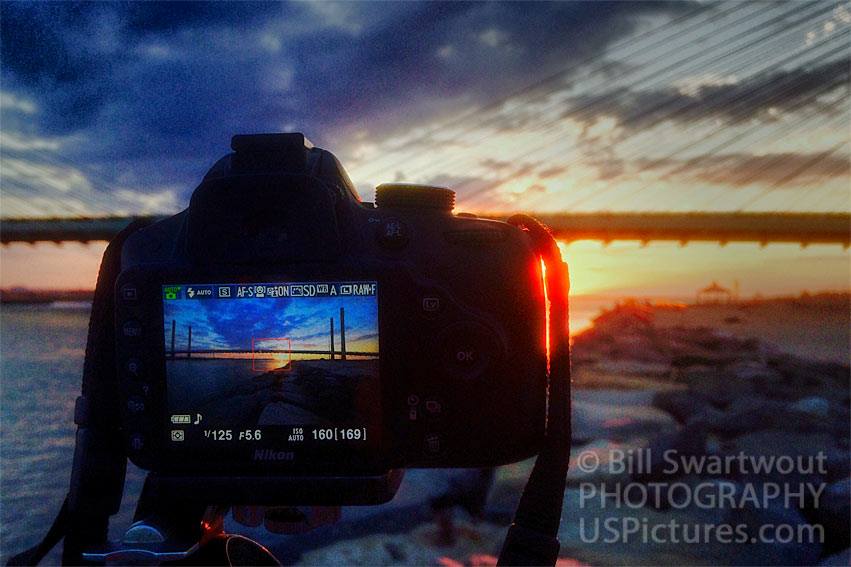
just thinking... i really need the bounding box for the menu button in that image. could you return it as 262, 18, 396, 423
122, 320, 143, 339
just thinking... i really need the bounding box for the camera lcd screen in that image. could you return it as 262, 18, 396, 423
161, 280, 380, 464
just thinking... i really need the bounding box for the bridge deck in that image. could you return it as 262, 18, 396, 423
1, 213, 848, 246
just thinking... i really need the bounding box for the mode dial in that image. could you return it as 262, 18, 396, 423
375, 184, 455, 212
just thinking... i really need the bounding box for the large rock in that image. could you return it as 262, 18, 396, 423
566, 439, 637, 487
766, 355, 851, 400
691, 401, 772, 438
632, 419, 708, 484
727, 431, 833, 492
808, 478, 851, 555
790, 396, 831, 418
696, 396, 843, 438
824, 449, 851, 482
297, 516, 508, 566
727, 361, 786, 398
725, 498, 823, 565
652, 390, 711, 424
595, 359, 673, 378
574, 389, 658, 406
642, 474, 741, 515
558, 486, 780, 566
819, 548, 851, 566
572, 398, 677, 443
728, 360, 784, 382
714, 396, 789, 435
681, 368, 752, 409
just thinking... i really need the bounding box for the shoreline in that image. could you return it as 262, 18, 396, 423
576, 291, 850, 366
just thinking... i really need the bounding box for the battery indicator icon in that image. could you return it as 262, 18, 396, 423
170, 414, 191, 424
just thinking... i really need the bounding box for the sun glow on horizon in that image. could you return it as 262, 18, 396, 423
1, 240, 848, 301
559, 240, 851, 298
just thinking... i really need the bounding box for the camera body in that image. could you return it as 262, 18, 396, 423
114, 134, 548, 488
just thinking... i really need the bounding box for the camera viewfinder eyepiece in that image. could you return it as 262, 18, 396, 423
230, 133, 315, 175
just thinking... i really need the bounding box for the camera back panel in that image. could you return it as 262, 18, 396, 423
114, 134, 550, 482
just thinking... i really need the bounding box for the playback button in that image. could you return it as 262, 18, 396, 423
120, 284, 139, 302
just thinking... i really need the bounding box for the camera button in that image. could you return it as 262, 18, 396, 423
423, 433, 443, 455
419, 293, 446, 319
120, 284, 139, 302
424, 398, 443, 416
128, 434, 145, 453
439, 322, 499, 380
126, 358, 142, 379
122, 320, 143, 339
454, 349, 479, 366
131, 382, 152, 398
376, 218, 409, 250
424, 398, 446, 427
127, 396, 146, 415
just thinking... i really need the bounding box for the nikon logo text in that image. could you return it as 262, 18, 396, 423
253, 449, 295, 461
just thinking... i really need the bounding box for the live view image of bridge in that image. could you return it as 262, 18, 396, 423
163, 292, 379, 430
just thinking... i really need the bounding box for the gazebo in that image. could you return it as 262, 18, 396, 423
696, 281, 732, 305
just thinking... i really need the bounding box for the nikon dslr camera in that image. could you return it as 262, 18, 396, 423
113, 133, 554, 503
12, 133, 571, 566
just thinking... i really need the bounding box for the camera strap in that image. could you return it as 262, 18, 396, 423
7, 220, 151, 566
497, 216, 571, 567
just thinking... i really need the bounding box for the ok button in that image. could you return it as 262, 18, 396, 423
440, 322, 500, 379
455, 349, 476, 364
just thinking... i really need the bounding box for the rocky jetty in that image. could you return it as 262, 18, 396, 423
564, 302, 849, 564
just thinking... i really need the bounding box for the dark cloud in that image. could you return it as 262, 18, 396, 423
121, 1, 283, 35
0, 1, 697, 209
563, 57, 851, 130
480, 158, 513, 171
588, 156, 626, 181
295, 2, 700, 139
511, 183, 548, 202
537, 166, 568, 179
327, 2, 700, 189
636, 151, 851, 187
424, 159, 543, 206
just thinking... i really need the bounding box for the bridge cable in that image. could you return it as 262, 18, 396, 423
460, 30, 850, 210
382, 1, 834, 192
352, 0, 727, 179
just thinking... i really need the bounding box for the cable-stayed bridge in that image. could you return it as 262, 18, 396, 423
2, 212, 848, 247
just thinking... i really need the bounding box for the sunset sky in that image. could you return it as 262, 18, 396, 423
163, 293, 379, 354
1, 1, 849, 296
